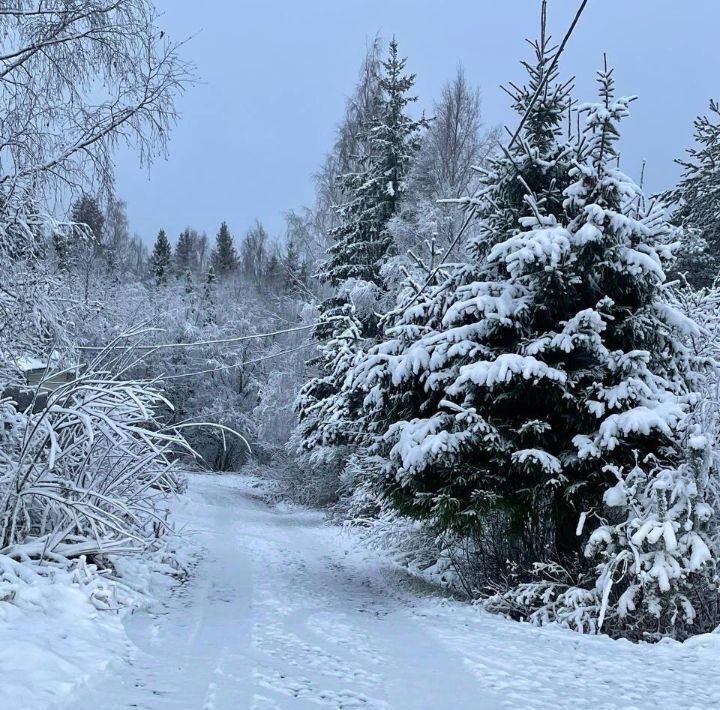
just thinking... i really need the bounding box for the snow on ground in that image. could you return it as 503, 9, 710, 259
10, 471, 716, 710
0, 531, 187, 709
0, 564, 125, 709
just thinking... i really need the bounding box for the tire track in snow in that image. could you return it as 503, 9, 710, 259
241, 493, 497, 709
56, 474, 500, 709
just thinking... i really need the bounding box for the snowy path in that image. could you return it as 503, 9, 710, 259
55, 474, 495, 709
55, 473, 720, 710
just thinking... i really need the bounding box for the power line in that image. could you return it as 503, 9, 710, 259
507, 0, 590, 151
154, 342, 313, 381
77, 321, 320, 352
390, 0, 590, 320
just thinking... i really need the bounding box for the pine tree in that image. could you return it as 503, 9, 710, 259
666, 100, 720, 287
150, 229, 172, 285
318, 39, 428, 287
211, 221, 238, 275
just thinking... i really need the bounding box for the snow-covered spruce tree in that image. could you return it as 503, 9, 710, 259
480, 64, 720, 639
70, 194, 105, 245
348, 31, 577, 551
150, 229, 173, 285
291, 299, 364, 480
293, 40, 427, 498
54, 193, 105, 270
175, 227, 199, 275
665, 100, 720, 287
350, 47, 719, 637
317, 38, 428, 287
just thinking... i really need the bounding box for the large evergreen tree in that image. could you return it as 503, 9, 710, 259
292, 299, 364, 467
346, 45, 717, 637
70, 193, 105, 245
295, 39, 427, 483
55, 193, 105, 270
69, 193, 107, 299
264, 251, 283, 291
349, 31, 576, 541
211, 221, 238, 275
175, 227, 198, 274
150, 229, 172, 285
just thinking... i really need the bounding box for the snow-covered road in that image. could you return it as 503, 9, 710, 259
56, 473, 720, 710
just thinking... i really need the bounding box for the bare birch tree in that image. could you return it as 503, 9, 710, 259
413, 66, 499, 200
390, 67, 500, 258
0, 0, 193, 203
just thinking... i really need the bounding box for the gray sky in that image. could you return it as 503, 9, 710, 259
114, 0, 719, 246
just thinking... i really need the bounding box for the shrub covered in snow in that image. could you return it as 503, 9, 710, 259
0, 190, 187, 591
0, 354, 186, 560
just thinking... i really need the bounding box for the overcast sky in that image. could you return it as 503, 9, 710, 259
114, 1, 719, 246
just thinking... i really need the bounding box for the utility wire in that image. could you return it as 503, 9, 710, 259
77, 321, 321, 352
155, 343, 313, 382
507, 0, 589, 151
387, 0, 590, 319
